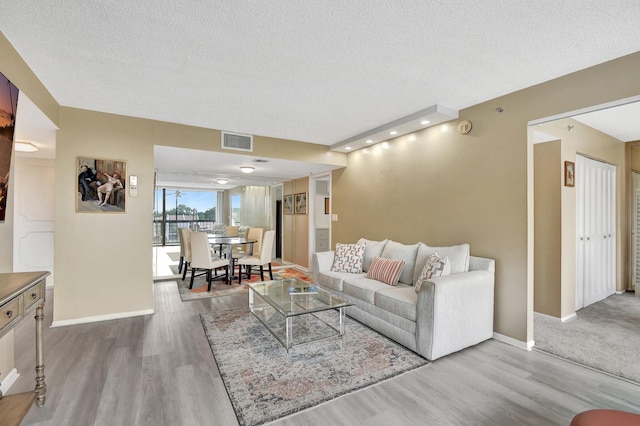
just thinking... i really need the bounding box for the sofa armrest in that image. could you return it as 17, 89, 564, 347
311, 251, 335, 284
416, 270, 494, 360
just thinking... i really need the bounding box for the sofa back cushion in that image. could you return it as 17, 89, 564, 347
331, 243, 365, 273
366, 256, 406, 286
357, 238, 388, 272
413, 243, 470, 283
381, 241, 420, 285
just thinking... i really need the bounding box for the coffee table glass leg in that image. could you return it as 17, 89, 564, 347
286, 316, 292, 352
339, 307, 345, 336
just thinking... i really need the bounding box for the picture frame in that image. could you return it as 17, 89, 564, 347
76, 157, 127, 213
294, 192, 307, 215
324, 197, 330, 215
0, 71, 18, 222
283, 194, 293, 214
564, 161, 575, 187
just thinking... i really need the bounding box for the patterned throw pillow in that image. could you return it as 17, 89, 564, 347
331, 243, 365, 273
414, 253, 450, 293
366, 256, 406, 286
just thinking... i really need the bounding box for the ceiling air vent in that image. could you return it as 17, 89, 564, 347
221, 131, 253, 152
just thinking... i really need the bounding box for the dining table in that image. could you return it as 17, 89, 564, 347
208, 236, 257, 284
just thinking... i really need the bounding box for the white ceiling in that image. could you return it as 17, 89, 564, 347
3, 1, 640, 183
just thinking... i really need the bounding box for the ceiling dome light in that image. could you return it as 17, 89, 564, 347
216, 178, 229, 184
365, 139, 373, 144
15, 142, 38, 152
420, 120, 430, 125
239, 166, 255, 174
389, 131, 398, 135
345, 146, 352, 150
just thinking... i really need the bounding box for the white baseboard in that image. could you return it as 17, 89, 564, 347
535, 311, 577, 323
51, 309, 154, 328
0, 368, 20, 395
493, 332, 534, 351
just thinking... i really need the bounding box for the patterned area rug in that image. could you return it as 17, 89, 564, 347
200, 309, 429, 426
177, 266, 313, 301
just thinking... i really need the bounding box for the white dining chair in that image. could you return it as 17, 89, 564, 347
238, 230, 275, 284
189, 231, 230, 290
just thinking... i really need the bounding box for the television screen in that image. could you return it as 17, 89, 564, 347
0, 71, 19, 221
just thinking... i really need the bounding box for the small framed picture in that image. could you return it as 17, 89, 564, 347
283, 194, 293, 214
77, 157, 127, 213
564, 161, 575, 187
324, 197, 330, 214
294, 192, 307, 215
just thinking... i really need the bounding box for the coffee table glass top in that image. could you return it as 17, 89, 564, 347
248, 278, 351, 317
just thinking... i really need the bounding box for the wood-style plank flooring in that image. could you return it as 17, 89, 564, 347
9, 281, 640, 425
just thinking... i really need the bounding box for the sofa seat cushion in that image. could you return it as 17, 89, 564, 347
381, 240, 420, 285
318, 271, 366, 292
343, 277, 391, 304
375, 286, 417, 322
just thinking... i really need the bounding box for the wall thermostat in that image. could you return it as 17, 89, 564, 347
129, 175, 138, 197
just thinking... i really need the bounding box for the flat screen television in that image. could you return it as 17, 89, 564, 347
0, 71, 19, 221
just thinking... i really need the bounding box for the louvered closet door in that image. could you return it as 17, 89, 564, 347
576, 155, 616, 310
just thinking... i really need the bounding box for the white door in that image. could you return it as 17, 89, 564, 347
576, 155, 616, 310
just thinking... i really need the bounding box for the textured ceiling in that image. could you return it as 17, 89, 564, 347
2, 1, 640, 147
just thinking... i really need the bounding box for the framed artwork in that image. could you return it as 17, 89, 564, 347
324, 197, 330, 214
283, 194, 293, 214
77, 157, 127, 213
564, 161, 575, 187
294, 192, 307, 215
0, 71, 19, 222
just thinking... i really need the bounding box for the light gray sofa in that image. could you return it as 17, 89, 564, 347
312, 239, 495, 360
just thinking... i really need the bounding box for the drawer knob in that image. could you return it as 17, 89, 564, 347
31, 292, 37, 300
6, 310, 13, 319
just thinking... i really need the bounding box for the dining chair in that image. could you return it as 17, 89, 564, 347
238, 230, 275, 284
180, 228, 192, 281
189, 231, 230, 290
225, 225, 239, 237
232, 227, 263, 259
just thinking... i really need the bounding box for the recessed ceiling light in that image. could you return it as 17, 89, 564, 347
15, 142, 38, 152
421, 120, 430, 125
216, 178, 229, 184
365, 140, 373, 144
408, 135, 417, 141
239, 166, 255, 174
345, 146, 352, 150
389, 131, 397, 135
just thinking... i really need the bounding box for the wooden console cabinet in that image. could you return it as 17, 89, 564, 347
0, 271, 49, 425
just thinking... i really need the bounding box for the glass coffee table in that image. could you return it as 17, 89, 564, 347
248, 279, 353, 352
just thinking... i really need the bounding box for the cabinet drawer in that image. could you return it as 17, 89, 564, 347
316, 229, 329, 239
25, 281, 45, 311
0, 296, 23, 331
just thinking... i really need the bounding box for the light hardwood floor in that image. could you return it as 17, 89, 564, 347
9, 281, 640, 425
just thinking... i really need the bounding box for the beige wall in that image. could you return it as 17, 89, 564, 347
534, 140, 562, 317
282, 178, 310, 267
333, 52, 640, 343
